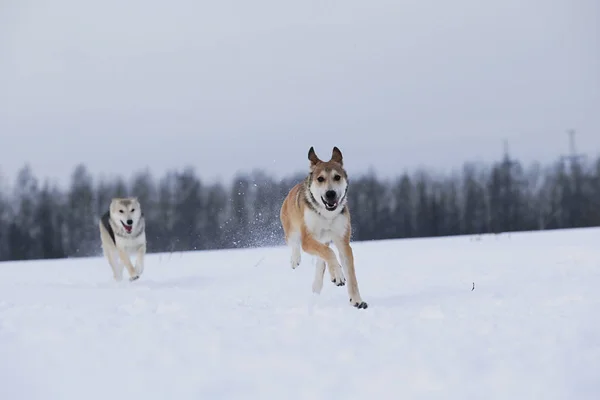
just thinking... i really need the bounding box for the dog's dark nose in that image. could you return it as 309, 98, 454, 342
325, 190, 336, 200
126, 219, 133, 225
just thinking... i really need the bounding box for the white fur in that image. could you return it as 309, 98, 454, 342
329, 261, 346, 286
114, 233, 147, 275
288, 231, 301, 269
304, 207, 348, 287
312, 258, 326, 293
114, 231, 146, 254
303, 208, 348, 244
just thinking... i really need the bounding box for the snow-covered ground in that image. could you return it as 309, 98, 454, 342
1, 228, 599, 400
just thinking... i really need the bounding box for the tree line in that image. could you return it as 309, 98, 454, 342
1, 151, 599, 262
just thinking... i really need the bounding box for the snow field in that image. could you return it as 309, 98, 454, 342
1, 228, 599, 399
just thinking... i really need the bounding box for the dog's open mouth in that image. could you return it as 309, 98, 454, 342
321, 197, 338, 211
121, 221, 133, 233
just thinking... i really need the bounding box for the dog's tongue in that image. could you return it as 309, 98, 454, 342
124, 225, 132, 233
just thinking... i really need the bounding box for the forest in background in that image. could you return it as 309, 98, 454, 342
1, 150, 600, 262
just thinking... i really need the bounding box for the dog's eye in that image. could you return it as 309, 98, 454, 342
317, 176, 325, 183
333, 175, 341, 181
131, 209, 135, 212
119, 210, 124, 213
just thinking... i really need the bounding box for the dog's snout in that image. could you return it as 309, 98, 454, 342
325, 190, 336, 200
126, 219, 133, 225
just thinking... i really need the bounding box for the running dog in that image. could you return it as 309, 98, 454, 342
98, 197, 146, 282
280, 146, 368, 309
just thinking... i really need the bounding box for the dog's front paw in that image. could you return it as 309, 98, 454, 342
290, 253, 301, 269
350, 297, 368, 309
330, 265, 346, 286
129, 275, 140, 282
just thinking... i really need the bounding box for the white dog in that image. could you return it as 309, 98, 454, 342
98, 197, 146, 282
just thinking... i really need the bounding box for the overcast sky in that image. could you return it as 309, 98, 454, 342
1, 0, 599, 188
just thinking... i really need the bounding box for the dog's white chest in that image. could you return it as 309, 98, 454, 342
304, 209, 348, 244
115, 232, 146, 253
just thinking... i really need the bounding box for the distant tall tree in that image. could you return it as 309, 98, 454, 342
346, 176, 368, 241
171, 167, 203, 251
66, 164, 97, 257
488, 155, 527, 233
347, 170, 391, 241
130, 169, 157, 213
566, 156, 586, 227
428, 186, 442, 237
0, 188, 9, 261
590, 158, 600, 225
95, 180, 114, 217
461, 163, 490, 234
36, 182, 66, 259
554, 162, 572, 229
10, 165, 41, 259
155, 171, 177, 253
391, 173, 415, 238
225, 174, 251, 248
442, 177, 462, 236
524, 162, 552, 230
203, 183, 228, 249
543, 163, 566, 230
363, 172, 393, 240
414, 171, 433, 237
0, 170, 7, 260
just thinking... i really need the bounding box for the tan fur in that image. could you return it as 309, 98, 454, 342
99, 197, 146, 282
280, 146, 367, 309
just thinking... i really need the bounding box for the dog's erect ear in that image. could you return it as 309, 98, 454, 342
308, 146, 321, 167
330, 146, 343, 165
